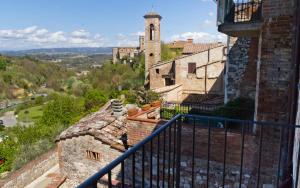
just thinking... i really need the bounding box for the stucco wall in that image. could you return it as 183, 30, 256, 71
150, 61, 174, 89
175, 46, 226, 96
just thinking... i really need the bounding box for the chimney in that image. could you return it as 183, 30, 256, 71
187, 39, 193, 44
111, 99, 124, 117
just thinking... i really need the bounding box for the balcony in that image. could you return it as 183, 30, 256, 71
78, 114, 300, 188
217, 0, 263, 37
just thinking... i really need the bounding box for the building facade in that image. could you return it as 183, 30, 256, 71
112, 36, 145, 64
144, 12, 162, 83
216, 0, 300, 186
150, 45, 226, 102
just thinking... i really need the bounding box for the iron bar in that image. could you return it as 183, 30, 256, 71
157, 135, 160, 188
121, 161, 125, 188
222, 120, 228, 188
207, 118, 211, 187
191, 117, 196, 188
239, 122, 245, 188
175, 117, 182, 188
132, 153, 135, 188
108, 171, 112, 188
256, 125, 263, 188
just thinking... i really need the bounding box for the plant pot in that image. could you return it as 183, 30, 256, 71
151, 100, 161, 107
128, 108, 139, 117
141, 104, 151, 111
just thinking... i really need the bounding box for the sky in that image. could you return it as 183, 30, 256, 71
0, 0, 226, 50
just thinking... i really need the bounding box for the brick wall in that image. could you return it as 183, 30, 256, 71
256, 0, 296, 123
101, 123, 280, 187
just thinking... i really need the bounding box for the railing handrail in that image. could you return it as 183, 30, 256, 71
162, 102, 253, 111
184, 114, 300, 129
77, 114, 182, 188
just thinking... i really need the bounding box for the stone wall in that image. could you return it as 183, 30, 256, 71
225, 37, 257, 102
0, 148, 58, 188
57, 135, 123, 185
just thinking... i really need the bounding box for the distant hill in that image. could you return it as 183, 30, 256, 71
0, 47, 113, 56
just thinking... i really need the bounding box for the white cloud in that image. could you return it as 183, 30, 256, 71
168, 31, 226, 43
130, 31, 145, 37
71, 29, 90, 38
208, 12, 214, 16
0, 26, 109, 50
114, 32, 142, 47
203, 19, 213, 25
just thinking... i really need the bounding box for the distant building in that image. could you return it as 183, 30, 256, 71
112, 36, 145, 64
143, 12, 226, 103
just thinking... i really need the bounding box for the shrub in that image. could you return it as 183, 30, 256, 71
212, 97, 255, 120
84, 89, 108, 112
12, 139, 53, 170
136, 88, 160, 106
41, 95, 84, 126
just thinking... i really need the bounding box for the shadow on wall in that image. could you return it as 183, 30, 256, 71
181, 65, 225, 104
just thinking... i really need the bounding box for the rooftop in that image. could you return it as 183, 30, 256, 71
56, 101, 127, 151
182, 42, 223, 54
144, 12, 162, 19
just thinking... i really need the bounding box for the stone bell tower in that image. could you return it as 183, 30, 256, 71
144, 12, 162, 85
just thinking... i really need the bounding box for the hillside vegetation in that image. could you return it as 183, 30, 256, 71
0, 56, 75, 99
0, 53, 160, 174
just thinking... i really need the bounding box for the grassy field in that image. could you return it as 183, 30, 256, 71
17, 105, 44, 123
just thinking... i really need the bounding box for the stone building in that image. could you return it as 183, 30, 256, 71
150, 44, 226, 102
144, 12, 162, 83
143, 12, 226, 103
112, 35, 145, 64
56, 102, 128, 185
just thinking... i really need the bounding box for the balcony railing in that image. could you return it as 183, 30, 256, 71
218, 0, 262, 25
78, 114, 300, 188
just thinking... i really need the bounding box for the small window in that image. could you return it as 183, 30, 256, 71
188, 63, 196, 74
150, 24, 155, 41
156, 69, 160, 74
86, 150, 101, 161
165, 78, 174, 86
150, 53, 154, 57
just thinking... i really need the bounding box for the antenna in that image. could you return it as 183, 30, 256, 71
151, 4, 154, 12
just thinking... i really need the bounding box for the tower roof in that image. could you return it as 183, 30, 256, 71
144, 12, 162, 20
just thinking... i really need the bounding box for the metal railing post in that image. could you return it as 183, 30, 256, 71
175, 115, 182, 188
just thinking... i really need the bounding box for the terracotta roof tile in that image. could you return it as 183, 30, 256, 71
56, 101, 127, 151
182, 43, 223, 54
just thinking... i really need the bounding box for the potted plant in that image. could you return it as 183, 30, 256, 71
150, 100, 161, 107
141, 104, 151, 111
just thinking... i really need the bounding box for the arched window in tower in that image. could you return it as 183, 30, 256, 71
149, 24, 155, 41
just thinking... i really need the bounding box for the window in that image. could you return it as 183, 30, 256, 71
150, 24, 155, 41
86, 150, 101, 161
150, 53, 154, 57
188, 63, 196, 74
156, 69, 160, 74
165, 78, 174, 86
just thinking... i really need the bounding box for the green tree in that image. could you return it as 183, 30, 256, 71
41, 95, 84, 127
84, 89, 108, 112
0, 58, 8, 71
